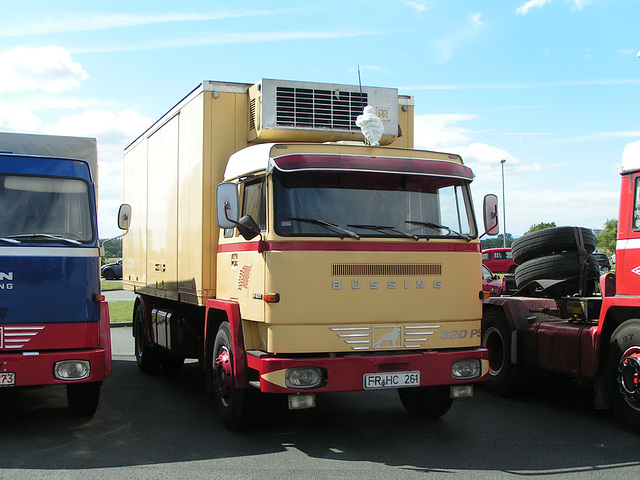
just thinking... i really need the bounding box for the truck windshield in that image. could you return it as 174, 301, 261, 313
0, 175, 94, 243
273, 169, 476, 239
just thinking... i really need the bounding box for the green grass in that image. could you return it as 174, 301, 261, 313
108, 301, 134, 324
101, 280, 123, 291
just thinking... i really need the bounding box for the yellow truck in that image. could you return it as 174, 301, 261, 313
122, 79, 498, 430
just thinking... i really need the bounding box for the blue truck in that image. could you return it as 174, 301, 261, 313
0, 132, 111, 416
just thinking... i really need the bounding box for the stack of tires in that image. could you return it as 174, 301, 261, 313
510, 226, 600, 297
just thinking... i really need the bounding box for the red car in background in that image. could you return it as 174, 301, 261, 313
482, 247, 518, 274
482, 264, 502, 296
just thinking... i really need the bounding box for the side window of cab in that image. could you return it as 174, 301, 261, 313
242, 178, 266, 231
634, 176, 640, 231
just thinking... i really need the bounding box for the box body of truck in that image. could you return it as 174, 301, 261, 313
124, 79, 489, 429
0, 132, 110, 416
481, 140, 640, 429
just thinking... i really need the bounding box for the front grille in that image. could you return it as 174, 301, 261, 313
332, 264, 442, 276
276, 87, 367, 131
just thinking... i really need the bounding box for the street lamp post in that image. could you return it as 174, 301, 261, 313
500, 159, 507, 248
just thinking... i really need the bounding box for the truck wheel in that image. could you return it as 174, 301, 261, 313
213, 322, 256, 431
397, 385, 453, 418
481, 310, 526, 396
511, 226, 596, 265
134, 303, 160, 373
514, 252, 599, 292
605, 320, 640, 430
67, 382, 101, 416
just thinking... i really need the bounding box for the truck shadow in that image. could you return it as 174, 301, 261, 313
0, 359, 638, 475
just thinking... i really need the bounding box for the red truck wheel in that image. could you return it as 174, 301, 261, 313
606, 320, 640, 430
213, 322, 256, 431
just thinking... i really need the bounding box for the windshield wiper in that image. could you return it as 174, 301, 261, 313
289, 218, 360, 240
0, 237, 21, 245
7, 234, 82, 245
405, 221, 472, 242
348, 224, 419, 241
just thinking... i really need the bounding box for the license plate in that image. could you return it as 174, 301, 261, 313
363, 371, 420, 390
0, 372, 15, 387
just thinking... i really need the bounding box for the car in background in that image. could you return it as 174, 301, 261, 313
501, 273, 518, 295
482, 264, 502, 297
101, 259, 122, 280
482, 247, 518, 274
592, 252, 611, 273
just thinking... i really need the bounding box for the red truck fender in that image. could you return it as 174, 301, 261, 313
99, 301, 112, 378
204, 299, 248, 389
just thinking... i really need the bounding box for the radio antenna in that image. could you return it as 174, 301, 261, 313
357, 65, 364, 109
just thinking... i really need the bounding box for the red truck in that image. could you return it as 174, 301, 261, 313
481, 140, 640, 429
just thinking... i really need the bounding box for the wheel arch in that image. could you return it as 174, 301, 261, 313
204, 299, 248, 390
597, 306, 640, 373
133, 294, 156, 346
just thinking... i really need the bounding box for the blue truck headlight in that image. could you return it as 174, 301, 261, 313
54, 360, 91, 380
285, 367, 323, 389
451, 359, 481, 380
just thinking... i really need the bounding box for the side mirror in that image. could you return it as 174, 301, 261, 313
118, 204, 131, 231
483, 194, 499, 237
216, 182, 239, 229
237, 215, 261, 241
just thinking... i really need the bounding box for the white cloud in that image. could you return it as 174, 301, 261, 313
0, 46, 88, 93
406, 1, 429, 14
516, 0, 590, 15
401, 78, 640, 91
0, 100, 42, 132
570, 0, 591, 11
469, 12, 483, 28
0, 10, 298, 38
516, 0, 552, 15
414, 113, 479, 151
358, 65, 391, 74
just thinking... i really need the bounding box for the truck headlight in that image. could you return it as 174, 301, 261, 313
54, 360, 91, 380
285, 367, 323, 389
451, 359, 480, 380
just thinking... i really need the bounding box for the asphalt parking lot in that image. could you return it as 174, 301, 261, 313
1, 326, 640, 479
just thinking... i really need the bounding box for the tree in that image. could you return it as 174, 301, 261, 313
526, 222, 556, 234
100, 238, 122, 265
481, 233, 514, 250
597, 219, 617, 257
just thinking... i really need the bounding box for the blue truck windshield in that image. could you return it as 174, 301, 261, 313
0, 175, 94, 243
273, 170, 476, 239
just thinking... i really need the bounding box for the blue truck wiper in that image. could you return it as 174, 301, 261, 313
347, 224, 419, 241
405, 220, 472, 241
7, 233, 82, 245
289, 217, 360, 240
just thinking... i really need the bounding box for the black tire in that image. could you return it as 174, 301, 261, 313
481, 310, 527, 396
103, 269, 115, 280
67, 382, 101, 416
514, 252, 599, 289
511, 226, 596, 265
605, 320, 640, 430
134, 303, 160, 373
397, 385, 453, 418
213, 322, 256, 431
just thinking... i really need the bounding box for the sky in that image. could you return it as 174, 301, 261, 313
1, 0, 639, 239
